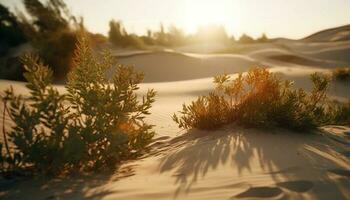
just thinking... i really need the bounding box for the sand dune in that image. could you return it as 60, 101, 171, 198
114, 39, 349, 83
1, 32, 350, 199
1, 63, 350, 200
273, 40, 350, 65
117, 51, 260, 82
303, 24, 350, 42
305, 45, 350, 63
1, 93, 349, 200
113, 38, 350, 84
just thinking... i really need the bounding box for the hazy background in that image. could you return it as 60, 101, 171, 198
2, 0, 350, 39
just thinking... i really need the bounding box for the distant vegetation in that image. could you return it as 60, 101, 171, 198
0, 0, 83, 81
257, 33, 269, 43
0, 0, 268, 81
332, 67, 350, 81
108, 20, 146, 49
108, 23, 236, 48
107, 22, 268, 49
173, 67, 350, 131
0, 4, 27, 55
238, 33, 268, 43
238, 34, 255, 43
0, 37, 156, 176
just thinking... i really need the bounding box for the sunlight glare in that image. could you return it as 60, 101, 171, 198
184, 0, 236, 34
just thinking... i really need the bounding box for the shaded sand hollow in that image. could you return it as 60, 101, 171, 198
1, 38, 350, 200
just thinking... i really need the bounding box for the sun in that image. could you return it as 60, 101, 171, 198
184, 0, 236, 34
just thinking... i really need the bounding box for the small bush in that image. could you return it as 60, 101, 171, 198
332, 67, 350, 81
173, 67, 349, 131
0, 37, 155, 175
329, 101, 350, 125
173, 93, 229, 130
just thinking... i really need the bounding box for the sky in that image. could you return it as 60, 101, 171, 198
2, 0, 350, 39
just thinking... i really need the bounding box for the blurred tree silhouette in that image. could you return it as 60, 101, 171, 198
0, 0, 81, 81
0, 4, 27, 55
21, 0, 79, 79
257, 33, 268, 43
167, 25, 186, 46
154, 23, 167, 45
23, 0, 72, 36
0, 4, 28, 81
108, 20, 145, 48
140, 29, 156, 45
238, 34, 255, 43
109, 20, 125, 46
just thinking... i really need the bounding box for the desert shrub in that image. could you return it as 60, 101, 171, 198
173, 93, 229, 130
1, 55, 70, 175
173, 67, 348, 131
329, 101, 350, 125
0, 37, 155, 176
332, 67, 350, 81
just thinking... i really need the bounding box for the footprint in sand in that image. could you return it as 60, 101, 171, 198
328, 169, 350, 178
276, 180, 314, 193
234, 186, 282, 198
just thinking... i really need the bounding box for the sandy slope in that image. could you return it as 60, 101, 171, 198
117, 52, 260, 82
114, 39, 350, 84
1, 40, 350, 199
302, 24, 350, 43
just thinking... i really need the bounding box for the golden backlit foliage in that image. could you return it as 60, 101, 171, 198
173, 67, 350, 131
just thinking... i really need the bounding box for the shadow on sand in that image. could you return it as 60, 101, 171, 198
158, 126, 350, 199
0, 163, 136, 200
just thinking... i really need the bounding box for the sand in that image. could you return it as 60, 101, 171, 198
1, 37, 350, 199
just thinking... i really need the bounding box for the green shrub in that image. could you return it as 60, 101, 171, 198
173, 93, 229, 130
332, 67, 350, 81
329, 101, 350, 125
173, 67, 348, 131
0, 37, 155, 175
